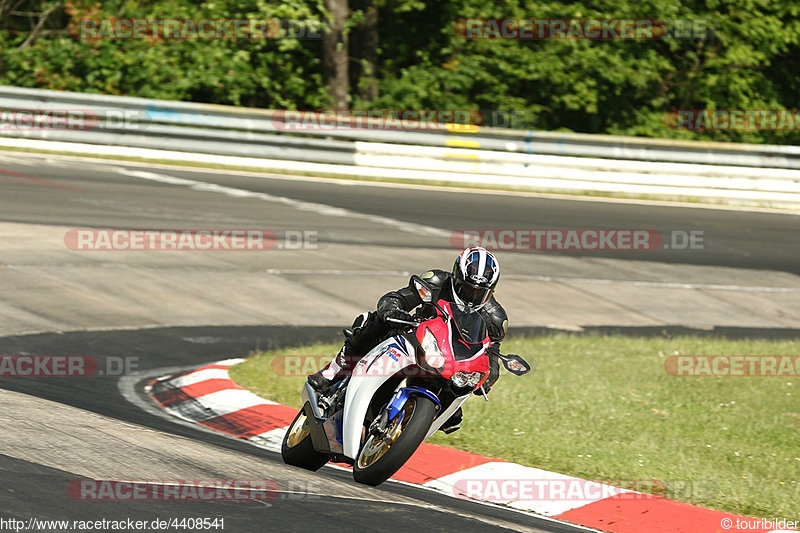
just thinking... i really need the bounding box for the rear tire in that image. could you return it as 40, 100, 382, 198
353, 396, 437, 486
281, 409, 329, 471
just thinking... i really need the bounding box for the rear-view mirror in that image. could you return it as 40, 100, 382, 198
411, 275, 433, 303
499, 353, 532, 376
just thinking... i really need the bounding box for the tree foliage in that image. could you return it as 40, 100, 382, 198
1, 0, 798, 143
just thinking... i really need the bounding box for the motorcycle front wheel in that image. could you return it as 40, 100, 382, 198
353, 395, 437, 486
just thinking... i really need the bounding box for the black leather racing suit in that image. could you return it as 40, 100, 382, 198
338, 269, 508, 391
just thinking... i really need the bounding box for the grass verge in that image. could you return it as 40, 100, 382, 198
229, 333, 799, 520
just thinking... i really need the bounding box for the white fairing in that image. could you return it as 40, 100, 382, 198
424, 393, 470, 439
342, 336, 418, 459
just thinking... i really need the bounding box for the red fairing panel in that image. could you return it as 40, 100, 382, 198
415, 300, 490, 381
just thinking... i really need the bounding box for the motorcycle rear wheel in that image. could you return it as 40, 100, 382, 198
281, 409, 329, 471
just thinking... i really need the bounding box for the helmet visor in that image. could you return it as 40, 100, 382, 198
454, 278, 491, 307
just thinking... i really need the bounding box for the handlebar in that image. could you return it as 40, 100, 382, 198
385, 317, 420, 327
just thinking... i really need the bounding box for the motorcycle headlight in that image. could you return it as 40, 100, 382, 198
421, 328, 445, 370
451, 371, 484, 388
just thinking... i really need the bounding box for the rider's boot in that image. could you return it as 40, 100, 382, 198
307, 338, 358, 393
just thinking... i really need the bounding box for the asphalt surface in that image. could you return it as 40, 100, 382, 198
1, 152, 799, 533
0, 155, 797, 273
0, 326, 586, 533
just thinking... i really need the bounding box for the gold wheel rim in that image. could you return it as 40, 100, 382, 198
286, 412, 311, 447
357, 399, 416, 469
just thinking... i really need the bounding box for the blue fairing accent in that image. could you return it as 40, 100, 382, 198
335, 412, 343, 445
387, 340, 404, 353
386, 386, 441, 421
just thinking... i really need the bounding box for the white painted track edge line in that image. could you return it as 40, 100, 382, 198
2, 147, 798, 216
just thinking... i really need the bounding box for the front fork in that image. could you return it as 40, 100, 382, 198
387, 386, 441, 420
370, 385, 442, 438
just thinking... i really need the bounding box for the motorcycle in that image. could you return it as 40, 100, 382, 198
281, 275, 531, 486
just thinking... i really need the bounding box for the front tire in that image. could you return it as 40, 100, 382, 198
281, 409, 329, 471
353, 396, 437, 486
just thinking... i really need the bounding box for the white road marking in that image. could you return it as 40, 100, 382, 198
509, 275, 800, 293
215, 357, 247, 366
82, 477, 444, 510
42, 157, 72, 167
170, 388, 277, 421
120, 366, 262, 436
266, 268, 413, 276
423, 461, 632, 517
116, 168, 451, 238
249, 427, 287, 453
263, 268, 800, 293
168, 368, 232, 388
8, 148, 797, 216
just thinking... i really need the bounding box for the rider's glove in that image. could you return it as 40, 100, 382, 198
475, 353, 500, 395
381, 308, 414, 325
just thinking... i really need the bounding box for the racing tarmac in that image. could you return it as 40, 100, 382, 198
0, 325, 587, 533
1, 151, 798, 532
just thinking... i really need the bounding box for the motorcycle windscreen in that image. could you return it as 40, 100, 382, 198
449, 306, 488, 360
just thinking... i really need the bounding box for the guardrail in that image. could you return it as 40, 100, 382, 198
0, 86, 799, 208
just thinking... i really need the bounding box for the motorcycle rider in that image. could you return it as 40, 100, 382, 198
307, 246, 508, 434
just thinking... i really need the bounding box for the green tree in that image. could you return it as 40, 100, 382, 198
1, 0, 799, 143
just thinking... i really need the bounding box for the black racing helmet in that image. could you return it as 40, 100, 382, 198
451, 247, 500, 308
